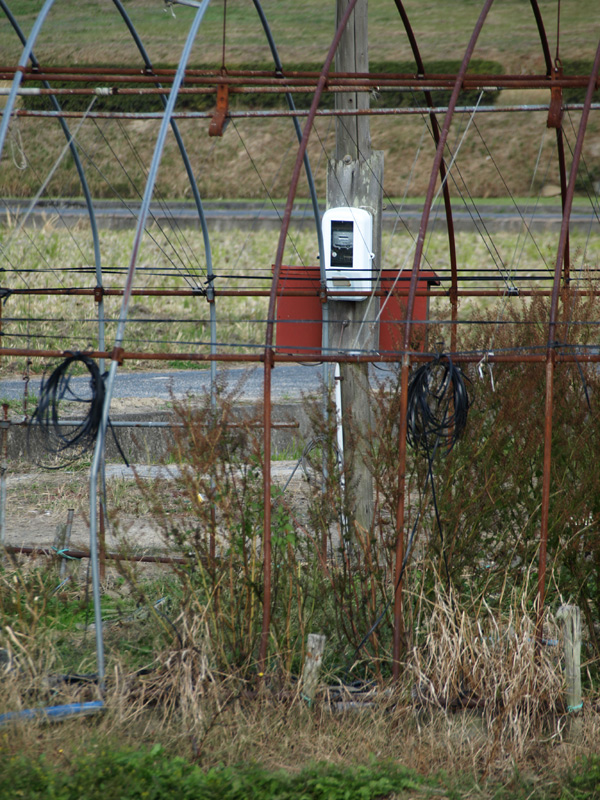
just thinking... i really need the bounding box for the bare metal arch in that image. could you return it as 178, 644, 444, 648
0, 0, 105, 358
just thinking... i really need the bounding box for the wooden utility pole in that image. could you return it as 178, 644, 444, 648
327, 0, 383, 535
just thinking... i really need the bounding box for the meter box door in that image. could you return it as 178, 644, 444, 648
323, 207, 373, 301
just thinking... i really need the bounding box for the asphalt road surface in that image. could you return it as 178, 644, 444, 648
0, 363, 397, 407
0, 364, 320, 405
2, 200, 597, 233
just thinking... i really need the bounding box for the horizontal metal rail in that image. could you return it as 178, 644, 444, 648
9, 103, 600, 121
1, 347, 599, 364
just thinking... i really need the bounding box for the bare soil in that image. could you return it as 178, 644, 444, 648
1, 460, 308, 555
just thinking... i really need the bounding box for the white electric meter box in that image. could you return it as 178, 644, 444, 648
323, 207, 373, 301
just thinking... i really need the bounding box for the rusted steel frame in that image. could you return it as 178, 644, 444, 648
8, 67, 595, 90
4, 286, 437, 298
4, 346, 600, 365
8, 84, 393, 96
532, 5, 572, 288
394, 0, 459, 351
529, 0, 553, 75
529, 1, 571, 286
258, 0, 362, 673
432, 289, 599, 297
4, 544, 189, 565
536, 39, 600, 644
392, 0, 497, 679
10, 62, 594, 82
6, 288, 207, 297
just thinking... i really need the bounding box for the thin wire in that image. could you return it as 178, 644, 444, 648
472, 118, 551, 272
412, 95, 519, 292
97, 118, 197, 280
1, 101, 99, 287
116, 119, 204, 278
230, 119, 306, 269
355, 91, 487, 351
381, 121, 428, 265
510, 129, 553, 276
82, 121, 197, 289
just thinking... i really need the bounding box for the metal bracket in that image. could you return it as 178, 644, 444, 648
209, 83, 230, 137
111, 346, 124, 365
547, 64, 564, 129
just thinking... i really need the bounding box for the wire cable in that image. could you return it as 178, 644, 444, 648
27, 353, 129, 469
406, 352, 471, 454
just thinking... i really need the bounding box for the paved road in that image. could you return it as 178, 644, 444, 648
3, 199, 598, 233
0, 363, 395, 406
0, 364, 321, 405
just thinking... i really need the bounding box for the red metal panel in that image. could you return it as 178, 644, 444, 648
274, 267, 439, 355
379, 270, 439, 352
274, 267, 323, 355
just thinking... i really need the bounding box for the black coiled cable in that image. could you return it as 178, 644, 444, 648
407, 353, 470, 454
27, 353, 127, 469
407, 352, 470, 592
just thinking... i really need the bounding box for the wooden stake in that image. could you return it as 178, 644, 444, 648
302, 633, 327, 706
557, 604, 582, 713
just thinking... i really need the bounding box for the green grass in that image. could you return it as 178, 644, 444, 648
0, 751, 439, 800
1, 0, 597, 71
1, 746, 600, 800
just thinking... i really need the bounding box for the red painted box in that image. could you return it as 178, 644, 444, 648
273, 266, 439, 356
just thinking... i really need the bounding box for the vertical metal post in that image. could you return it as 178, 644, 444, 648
536, 39, 600, 642
59, 509, 75, 579
392, 0, 497, 678
259, 346, 273, 672
0, 405, 8, 549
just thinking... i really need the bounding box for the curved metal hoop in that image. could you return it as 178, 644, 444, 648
0, 0, 105, 358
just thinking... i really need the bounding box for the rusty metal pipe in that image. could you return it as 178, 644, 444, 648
4, 544, 189, 565
393, 0, 459, 353
536, 38, 600, 643
393, 0, 497, 678
5, 348, 600, 365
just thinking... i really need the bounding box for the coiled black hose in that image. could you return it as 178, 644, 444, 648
27, 353, 127, 469
406, 353, 470, 454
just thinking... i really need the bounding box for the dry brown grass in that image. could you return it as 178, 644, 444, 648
1, 552, 596, 783
410, 585, 564, 767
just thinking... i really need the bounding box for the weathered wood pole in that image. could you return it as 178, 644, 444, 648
302, 633, 327, 705
557, 604, 582, 713
327, 0, 383, 536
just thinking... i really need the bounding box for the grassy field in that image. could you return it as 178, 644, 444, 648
1, 0, 598, 71
1, 223, 598, 376
1, 1, 600, 201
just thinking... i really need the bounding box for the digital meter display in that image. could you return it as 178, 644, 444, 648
331, 221, 353, 267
